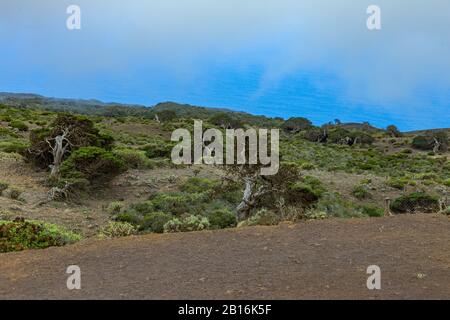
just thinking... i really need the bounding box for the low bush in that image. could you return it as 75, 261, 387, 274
0, 140, 29, 154
444, 179, 450, 187
287, 176, 326, 206
106, 201, 125, 215
142, 142, 174, 159
25, 114, 114, 170
150, 192, 207, 216
238, 209, 281, 227
390, 192, 439, 214
113, 148, 153, 169
207, 208, 237, 229
114, 212, 143, 225
0, 127, 19, 138
360, 204, 384, 217
130, 201, 154, 215
412, 131, 448, 152
164, 215, 210, 233
180, 177, 220, 194
0, 218, 81, 253
60, 147, 126, 184
282, 117, 312, 133
387, 177, 410, 190
351, 185, 371, 200
99, 221, 137, 238
141, 212, 172, 233
9, 120, 28, 131
306, 210, 329, 220
313, 192, 365, 218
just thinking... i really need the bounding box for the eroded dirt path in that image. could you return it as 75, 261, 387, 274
1, 214, 449, 300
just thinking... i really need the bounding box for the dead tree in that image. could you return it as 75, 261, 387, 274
433, 137, 441, 154
235, 173, 271, 221
46, 128, 72, 178
224, 164, 301, 221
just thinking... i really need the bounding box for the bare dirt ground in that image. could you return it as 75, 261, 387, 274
0, 151, 219, 236
1, 214, 449, 300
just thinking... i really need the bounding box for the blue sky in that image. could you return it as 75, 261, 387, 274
1, 0, 449, 130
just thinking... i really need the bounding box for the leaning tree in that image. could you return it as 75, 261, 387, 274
25, 114, 113, 178
223, 162, 303, 221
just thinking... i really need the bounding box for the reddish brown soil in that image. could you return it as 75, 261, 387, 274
1, 214, 449, 300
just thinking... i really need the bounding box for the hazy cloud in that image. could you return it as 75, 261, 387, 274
1, 0, 449, 129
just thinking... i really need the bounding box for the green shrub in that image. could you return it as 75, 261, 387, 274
444, 179, 450, 187
313, 192, 364, 218
386, 125, 402, 138
141, 212, 172, 233
99, 221, 136, 238
106, 201, 124, 215
387, 177, 409, 190
298, 161, 316, 170
239, 209, 281, 227
25, 114, 114, 169
130, 201, 155, 215
9, 120, 28, 131
114, 212, 142, 225
303, 127, 327, 143
209, 113, 243, 129
351, 185, 371, 200
306, 210, 329, 220
0, 181, 9, 196
143, 142, 174, 159
164, 215, 210, 233
113, 148, 153, 169
157, 110, 178, 122
360, 204, 384, 217
412, 131, 448, 152
282, 117, 312, 133
390, 192, 439, 214
207, 208, 237, 229
288, 176, 326, 205
0, 127, 19, 138
150, 192, 206, 216
0, 218, 81, 253
180, 177, 220, 194
0, 140, 29, 153
60, 147, 126, 184
0, 114, 12, 122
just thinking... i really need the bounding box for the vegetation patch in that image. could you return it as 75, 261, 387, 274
59, 147, 125, 185
141, 212, 173, 233
238, 209, 281, 227
207, 208, 237, 229
390, 192, 440, 214
351, 184, 371, 200
9, 120, 28, 132
0, 218, 81, 253
164, 215, 211, 233
99, 221, 137, 238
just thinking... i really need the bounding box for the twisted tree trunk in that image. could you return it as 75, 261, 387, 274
433, 138, 441, 154
236, 177, 255, 221
47, 129, 71, 178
